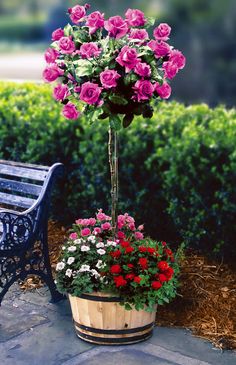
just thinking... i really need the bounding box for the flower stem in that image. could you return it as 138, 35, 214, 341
108, 126, 119, 238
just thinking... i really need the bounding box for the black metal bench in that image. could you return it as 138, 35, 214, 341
0, 160, 64, 305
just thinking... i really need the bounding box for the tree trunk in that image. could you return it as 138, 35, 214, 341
108, 126, 118, 238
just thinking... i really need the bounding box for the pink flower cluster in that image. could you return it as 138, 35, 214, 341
43, 3, 185, 121
69, 210, 144, 241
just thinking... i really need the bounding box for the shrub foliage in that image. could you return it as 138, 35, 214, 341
0, 82, 235, 257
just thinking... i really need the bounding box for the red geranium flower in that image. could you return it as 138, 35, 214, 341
158, 260, 169, 271
110, 264, 121, 274
114, 275, 127, 287
127, 263, 134, 269
162, 241, 167, 246
110, 249, 122, 258
147, 247, 155, 254
165, 267, 174, 280
138, 246, 147, 253
125, 273, 135, 280
152, 281, 162, 290
120, 240, 130, 248
139, 257, 148, 269
159, 273, 168, 282
125, 246, 134, 254
134, 276, 142, 284
165, 248, 172, 256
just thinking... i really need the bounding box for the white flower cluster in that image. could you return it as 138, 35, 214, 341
87, 235, 96, 244
78, 264, 100, 279
105, 240, 117, 247
96, 260, 106, 269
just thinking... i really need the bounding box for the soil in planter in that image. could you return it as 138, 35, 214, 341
19, 221, 236, 351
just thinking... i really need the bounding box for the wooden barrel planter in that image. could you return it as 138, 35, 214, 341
69, 292, 157, 345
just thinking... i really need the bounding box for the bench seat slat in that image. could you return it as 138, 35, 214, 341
0, 178, 41, 197
0, 160, 49, 171
0, 164, 47, 181
0, 192, 36, 209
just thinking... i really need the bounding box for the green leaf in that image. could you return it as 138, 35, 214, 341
64, 23, 73, 37
123, 114, 134, 128
73, 29, 90, 43
74, 60, 93, 77
109, 94, 128, 106
109, 115, 121, 131
144, 17, 156, 28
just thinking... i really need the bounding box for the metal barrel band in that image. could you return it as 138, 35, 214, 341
75, 328, 153, 344
78, 293, 123, 302
74, 320, 154, 335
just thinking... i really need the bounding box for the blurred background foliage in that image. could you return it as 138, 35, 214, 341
0, 0, 236, 106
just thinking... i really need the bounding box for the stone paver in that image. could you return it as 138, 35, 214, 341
0, 284, 235, 365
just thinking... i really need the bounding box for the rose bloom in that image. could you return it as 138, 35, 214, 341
139, 257, 148, 269
147, 247, 155, 255
120, 241, 130, 248
134, 62, 151, 78
86, 11, 104, 34
44, 48, 59, 63
79, 82, 102, 105
153, 23, 171, 41
135, 231, 144, 240
155, 82, 172, 99
133, 80, 154, 102
52, 27, 64, 41
88, 218, 96, 226
152, 281, 162, 290
93, 227, 101, 235
139, 246, 147, 253
162, 62, 178, 79
138, 224, 144, 231
81, 228, 91, 236
104, 15, 128, 39
125, 8, 146, 27
125, 246, 134, 254
110, 249, 121, 258
62, 103, 80, 120
110, 264, 121, 274
116, 46, 140, 72
117, 231, 125, 239
69, 232, 78, 240
96, 209, 107, 220
79, 42, 101, 59
53, 84, 70, 101
68, 4, 87, 23
128, 28, 149, 41
100, 70, 120, 89
148, 40, 170, 58
158, 260, 169, 271
101, 222, 111, 230
169, 50, 186, 69
43, 64, 64, 82
59, 37, 75, 54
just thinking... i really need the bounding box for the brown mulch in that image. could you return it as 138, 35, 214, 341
19, 221, 236, 350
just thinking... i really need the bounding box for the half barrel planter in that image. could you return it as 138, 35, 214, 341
69, 292, 157, 345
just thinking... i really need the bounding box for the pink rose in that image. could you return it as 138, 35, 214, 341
134, 231, 144, 240
93, 227, 101, 235
155, 82, 172, 99
69, 232, 78, 240
59, 37, 75, 54
75, 219, 83, 225
44, 48, 59, 63
86, 11, 105, 34
42, 64, 64, 82
148, 40, 170, 58
133, 80, 154, 102
125, 8, 146, 27
101, 222, 112, 230
100, 70, 120, 89
154, 23, 171, 41
89, 218, 96, 226
80, 219, 90, 226
79, 82, 102, 105
68, 4, 88, 24
81, 228, 91, 237
138, 224, 144, 231
128, 223, 136, 231
52, 28, 64, 41
135, 62, 151, 77
117, 231, 125, 239
116, 46, 140, 72
79, 42, 101, 59
162, 62, 178, 79
53, 84, 70, 101
104, 16, 128, 39
96, 210, 107, 220
125, 214, 135, 224
62, 103, 80, 120
128, 29, 149, 41
169, 50, 186, 70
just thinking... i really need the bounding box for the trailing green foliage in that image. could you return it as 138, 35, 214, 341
0, 82, 235, 258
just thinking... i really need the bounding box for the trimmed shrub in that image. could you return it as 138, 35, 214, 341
0, 82, 235, 258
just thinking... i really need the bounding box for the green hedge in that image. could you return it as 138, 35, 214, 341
0, 82, 235, 258
0, 17, 44, 41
